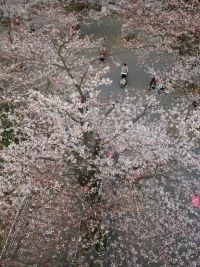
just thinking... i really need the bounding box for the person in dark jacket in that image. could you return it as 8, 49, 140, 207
150, 77, 156, 89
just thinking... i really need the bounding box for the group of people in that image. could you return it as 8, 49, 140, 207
99, 42, 128, 87
99, 44, 128, 75
99, 42, 166, 91
150, 77, 165, 93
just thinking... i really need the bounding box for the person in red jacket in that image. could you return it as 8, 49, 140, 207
99, 44, 107, 63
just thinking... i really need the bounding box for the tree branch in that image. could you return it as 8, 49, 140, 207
48, 33, 85, 101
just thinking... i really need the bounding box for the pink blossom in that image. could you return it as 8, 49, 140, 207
106, 151, 113, 159
192, 194, 199, 208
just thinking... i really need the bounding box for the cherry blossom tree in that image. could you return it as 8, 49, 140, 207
0, 1, 199, 267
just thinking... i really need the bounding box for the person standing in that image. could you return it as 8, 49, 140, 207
100, 44, 107, 62
121, 63, 128, 78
